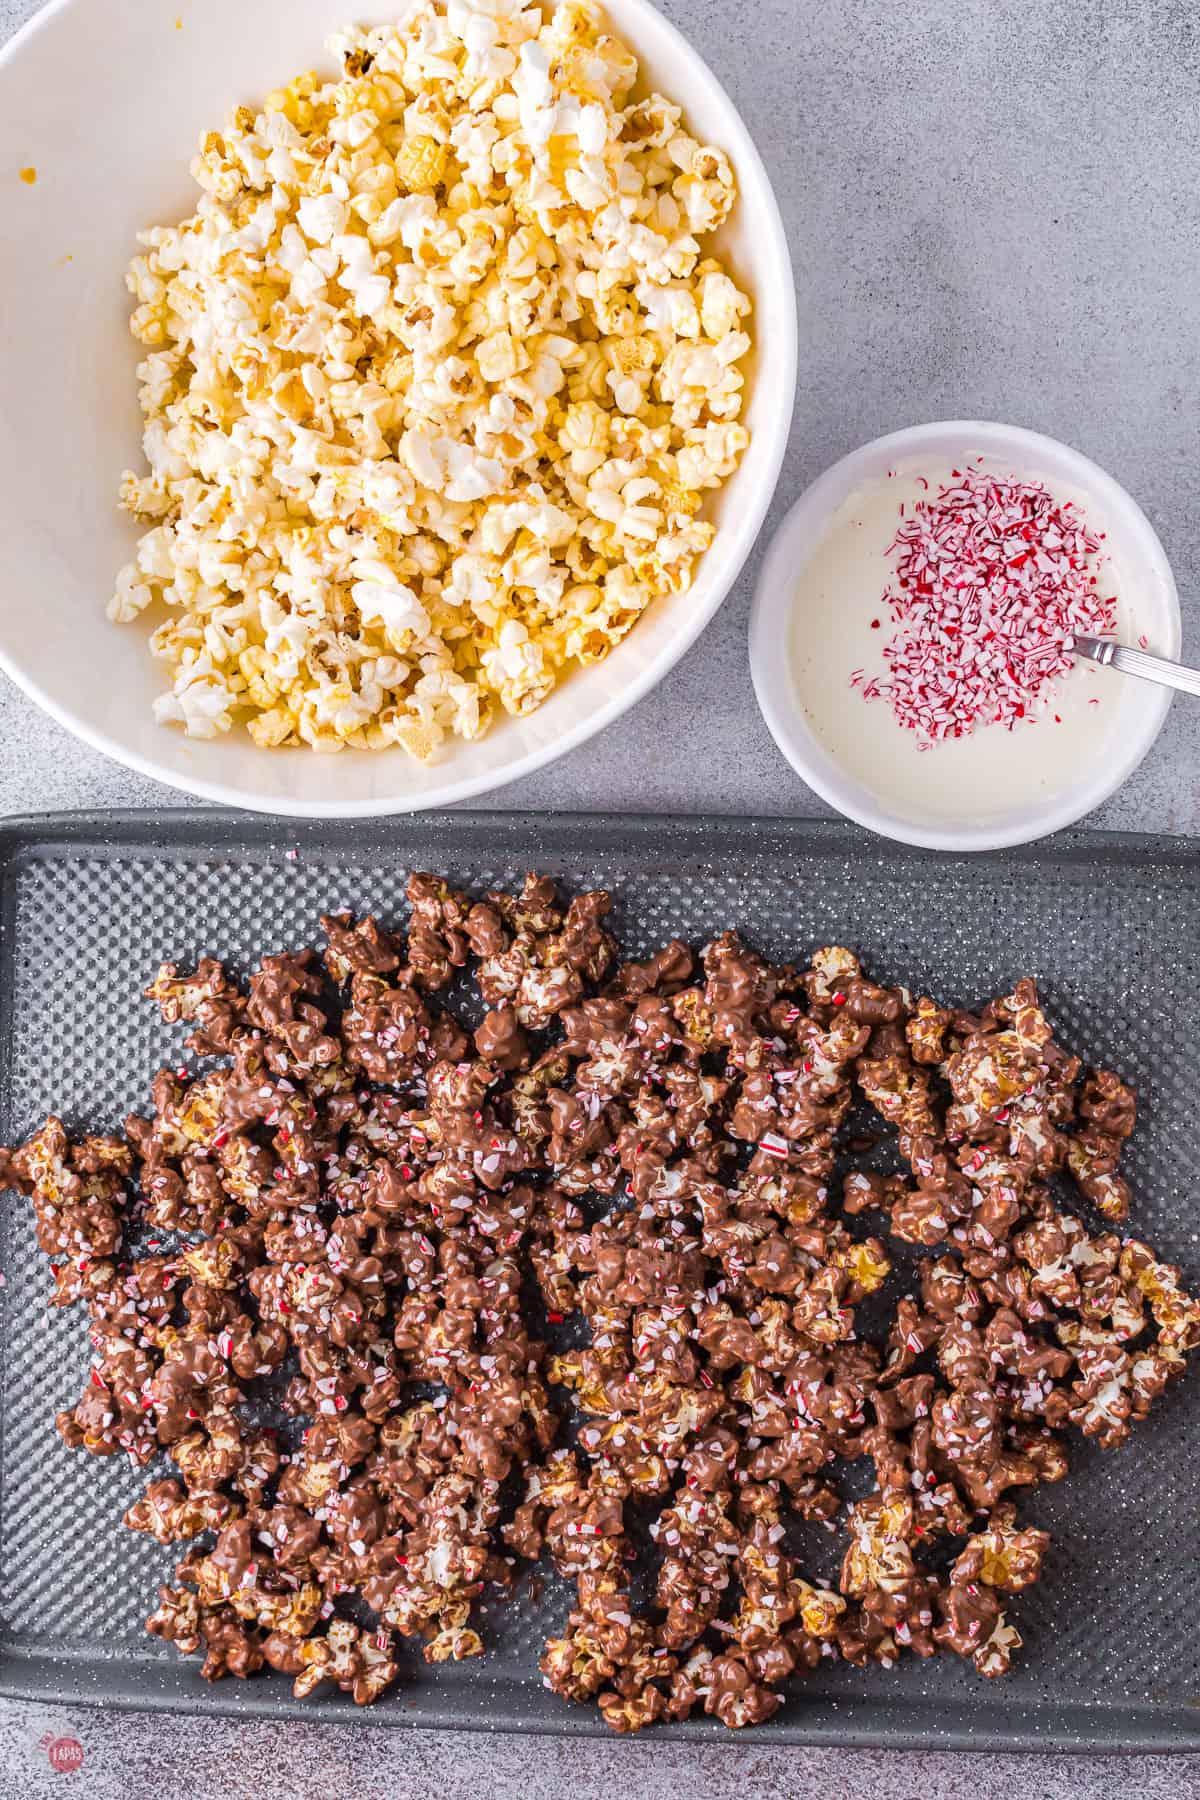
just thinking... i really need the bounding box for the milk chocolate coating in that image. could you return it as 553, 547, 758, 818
3, 884, 1197, 1729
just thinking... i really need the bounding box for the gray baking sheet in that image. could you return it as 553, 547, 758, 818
0, 809, 1197, 1751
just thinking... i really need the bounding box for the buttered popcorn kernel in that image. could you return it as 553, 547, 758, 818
111, 0, 753, 758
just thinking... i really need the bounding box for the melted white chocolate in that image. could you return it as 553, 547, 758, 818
787, 457, 1147, 825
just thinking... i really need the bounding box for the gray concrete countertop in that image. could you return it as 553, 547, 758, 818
2, 0, 1199, 826
2, 0, 1199, 1793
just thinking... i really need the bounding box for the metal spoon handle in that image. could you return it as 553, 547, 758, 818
1074, 635, 1200, 700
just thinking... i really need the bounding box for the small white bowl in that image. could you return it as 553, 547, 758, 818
750, 420, 1181, 852
0, 0, 795, 818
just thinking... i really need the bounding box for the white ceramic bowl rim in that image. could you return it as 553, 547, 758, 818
750, 419, 1181, 853
0, 0, 797, 817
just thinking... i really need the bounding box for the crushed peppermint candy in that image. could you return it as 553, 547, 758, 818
852, 465, 1117, 744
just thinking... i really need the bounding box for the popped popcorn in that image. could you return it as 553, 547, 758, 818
6, 875, 1200, 1731
111, 0, 753, 758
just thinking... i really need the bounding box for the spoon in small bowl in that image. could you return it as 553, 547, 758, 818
1074, 635, 1200, 700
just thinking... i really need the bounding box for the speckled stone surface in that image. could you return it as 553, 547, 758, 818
0, 1706, 1198, 1800
2, 0, 1200, 1791
1, 0, 1200, 828
0, 1706, 1195, 1800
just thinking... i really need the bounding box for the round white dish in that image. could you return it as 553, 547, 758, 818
750, 420, 1181, 852
0, 0, 796, 818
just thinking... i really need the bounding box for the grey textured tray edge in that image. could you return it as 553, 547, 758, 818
0, 807, 1197, 1755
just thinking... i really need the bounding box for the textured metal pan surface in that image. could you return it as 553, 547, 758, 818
0, 810, 1197, 1752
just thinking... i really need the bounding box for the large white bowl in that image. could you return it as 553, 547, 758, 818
0, 0, 795, 817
